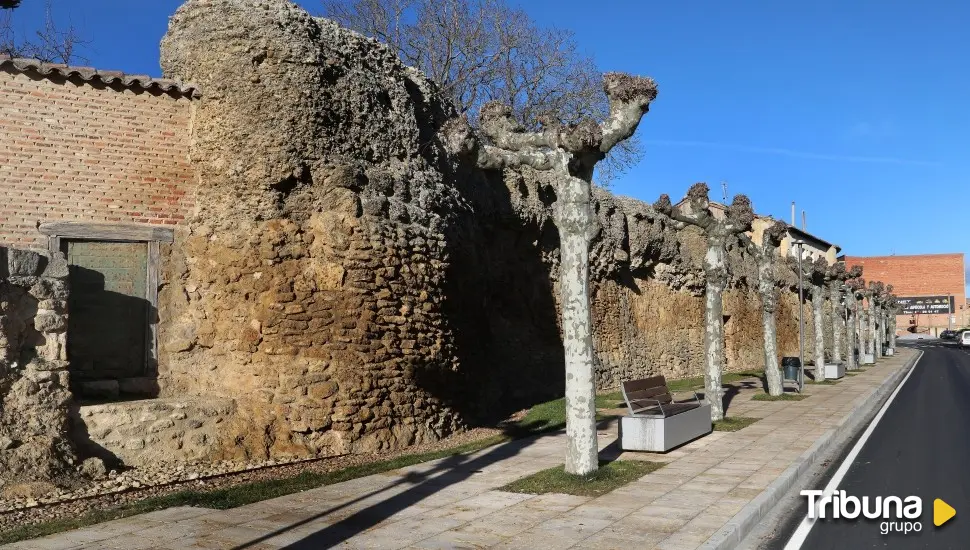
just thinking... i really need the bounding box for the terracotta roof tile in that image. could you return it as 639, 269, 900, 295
0, 55, 200, 98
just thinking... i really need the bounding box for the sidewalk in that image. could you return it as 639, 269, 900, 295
5, 349, 916, 550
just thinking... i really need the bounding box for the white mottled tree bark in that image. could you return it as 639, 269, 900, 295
811, 288, 826, 380
829, 282, 843, 364
704, 241, 728, 420
864, 297, 874, 356
759, 268, 782, 396
889, 309, 898, 349
556, 173, 598, 476
845, 288, 858, 370
868, 296, 878, 358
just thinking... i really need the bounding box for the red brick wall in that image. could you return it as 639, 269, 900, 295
0, 69, 196, 249
843, 254, 968, 332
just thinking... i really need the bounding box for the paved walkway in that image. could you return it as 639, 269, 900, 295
6, 350, 915, 550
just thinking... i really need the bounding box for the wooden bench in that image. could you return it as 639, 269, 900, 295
618, 375, 712, 452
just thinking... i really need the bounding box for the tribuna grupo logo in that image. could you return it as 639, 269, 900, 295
802, 490, 923, 535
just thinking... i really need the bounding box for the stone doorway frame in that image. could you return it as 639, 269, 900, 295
38, 222, 174, 374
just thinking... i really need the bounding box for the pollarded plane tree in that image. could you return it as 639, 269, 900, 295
825, 262, 848, 366
880, 285, 897, 351
790, 255, 830, 380
885, 292, 900, 351
442, 73, 658, 476
739, 220, 788, 397
841, 266, 864, 370
857, 280, 873, 360
654, 183, 755, 421
869, 281, 886, 358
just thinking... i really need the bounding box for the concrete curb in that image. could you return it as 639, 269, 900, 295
697, 350, 921, 550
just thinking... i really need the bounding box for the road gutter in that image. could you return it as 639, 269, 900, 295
698, 349, 923, 550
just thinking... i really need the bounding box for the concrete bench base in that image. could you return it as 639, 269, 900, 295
861, 353, 875, 365
619, 403, 712, 452
823, 363, 845, 379
885, 348, 895, 356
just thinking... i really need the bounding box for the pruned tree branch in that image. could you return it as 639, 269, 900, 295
654, 183, 713, 229
599, 72, 658, 153
324, 0, 646, 183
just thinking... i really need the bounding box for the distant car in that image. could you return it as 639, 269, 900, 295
962, 331, 970, 348
941, 330, 957, 340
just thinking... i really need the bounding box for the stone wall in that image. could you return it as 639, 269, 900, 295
152, 0, 827, 464
0, 246, 78, 495
157, 0, 469, 461
71, 397, 235, 467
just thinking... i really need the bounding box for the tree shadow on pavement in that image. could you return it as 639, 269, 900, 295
228, 433, 541, 549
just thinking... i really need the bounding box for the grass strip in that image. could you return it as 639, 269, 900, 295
500, 460, 663, 497
1, 368, 768, 543
0, 434, 512, 544
713, 416, 759, 432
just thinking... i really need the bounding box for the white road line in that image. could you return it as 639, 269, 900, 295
783, 350, 925, 550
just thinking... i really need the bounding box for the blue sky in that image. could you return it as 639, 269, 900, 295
8, 1, 969, 286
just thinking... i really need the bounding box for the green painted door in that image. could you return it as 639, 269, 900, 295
65, 240, 148, 381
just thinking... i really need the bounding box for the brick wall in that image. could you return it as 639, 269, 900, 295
843, 253, 968, 332
0, 68, 196, 249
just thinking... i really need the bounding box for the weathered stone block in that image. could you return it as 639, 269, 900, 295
80, 457, 108, 480
33, 312, 67, 333
40, 253, 69, 279
6, 248, 43, 277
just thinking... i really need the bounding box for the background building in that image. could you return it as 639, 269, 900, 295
841, 253, 968, 336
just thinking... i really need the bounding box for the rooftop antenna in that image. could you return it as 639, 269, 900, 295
721, 181, 728, 202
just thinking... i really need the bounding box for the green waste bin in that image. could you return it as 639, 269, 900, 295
782, 357, 801, 381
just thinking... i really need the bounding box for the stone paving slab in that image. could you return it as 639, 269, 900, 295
3, 349, 916, 550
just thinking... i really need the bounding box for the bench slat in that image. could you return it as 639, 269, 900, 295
622, 375, 667, 394
629, 401, 700, 418
625, 388, 672, 403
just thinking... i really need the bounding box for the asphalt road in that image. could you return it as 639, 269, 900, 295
780, 341, 970, 549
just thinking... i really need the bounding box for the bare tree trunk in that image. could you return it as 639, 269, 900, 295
829, 283, 843, 364
869, 299, 879, 359
812, 289, 826, 380
705, 278, 726, 420
889, 314, 897, 349
762, 307, 782, 396
846, 292, 858, 370
755, 248, 785, 395
556, 175, 598, 476
758, 263, 782, 396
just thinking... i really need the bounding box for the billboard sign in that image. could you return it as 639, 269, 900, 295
897, 296, 954, 315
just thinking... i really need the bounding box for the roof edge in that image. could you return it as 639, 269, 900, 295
0, 55, 200, 99
843, 253, 966, 260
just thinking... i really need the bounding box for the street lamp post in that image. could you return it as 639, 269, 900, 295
794, 240, 805, 391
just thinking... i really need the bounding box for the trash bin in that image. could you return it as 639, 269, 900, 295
782, 357, 801, 381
